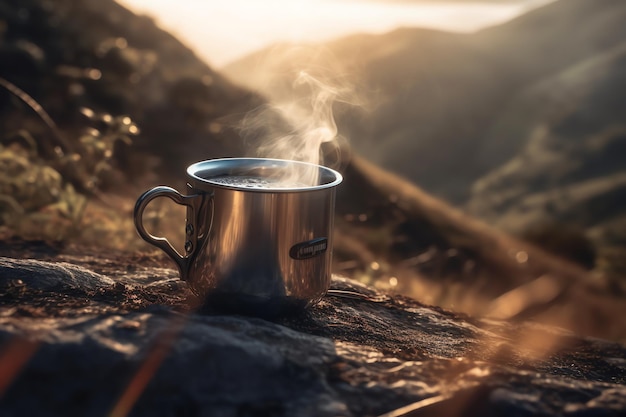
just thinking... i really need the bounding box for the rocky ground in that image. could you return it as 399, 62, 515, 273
0, 240, 624, 417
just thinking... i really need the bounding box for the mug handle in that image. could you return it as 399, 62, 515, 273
133, 186, 208, 279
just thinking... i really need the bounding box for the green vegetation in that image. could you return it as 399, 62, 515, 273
0, 75, 140, 240
0, 0, 261, 245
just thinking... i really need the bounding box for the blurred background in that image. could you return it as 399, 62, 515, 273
1, 0, 625, 342
120, 0, 555, 68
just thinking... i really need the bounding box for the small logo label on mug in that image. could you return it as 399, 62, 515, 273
290, 238, 328, 260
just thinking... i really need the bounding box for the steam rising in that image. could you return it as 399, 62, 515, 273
238, 49, 360, 186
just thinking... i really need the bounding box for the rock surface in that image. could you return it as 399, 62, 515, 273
0, 245, 625, 417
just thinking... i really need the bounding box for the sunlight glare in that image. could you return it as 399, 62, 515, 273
119, 0, 554, 67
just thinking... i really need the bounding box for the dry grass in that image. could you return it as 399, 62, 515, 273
334, 156, 626, 342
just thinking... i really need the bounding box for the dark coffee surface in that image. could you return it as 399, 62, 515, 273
207, 175, 308, 189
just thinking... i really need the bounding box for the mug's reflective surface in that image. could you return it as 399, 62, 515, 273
134, 158, 342, 316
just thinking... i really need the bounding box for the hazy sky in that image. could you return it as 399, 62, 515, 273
119, 0, 554, 67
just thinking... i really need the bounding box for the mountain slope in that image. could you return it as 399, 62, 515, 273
224, 0, 626, 203
466, 41, 626, 240
0, 0, 264, 183
335, 155, 626, 341
224, 27, 512, 200
473, 0, 626, 78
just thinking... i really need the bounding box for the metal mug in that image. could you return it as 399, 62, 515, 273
133, 157, 342, 316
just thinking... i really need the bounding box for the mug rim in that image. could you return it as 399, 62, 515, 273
186, 157, 343, 193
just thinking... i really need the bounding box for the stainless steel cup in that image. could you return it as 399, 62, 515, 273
133, 157, 342, 315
